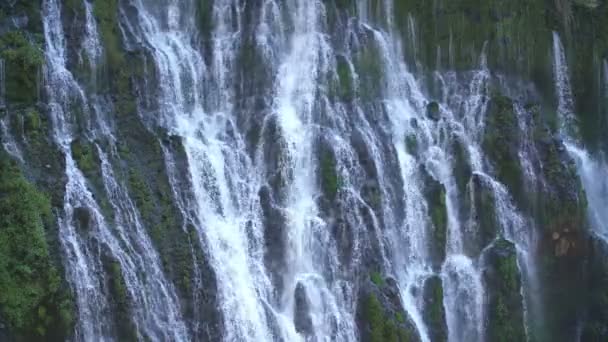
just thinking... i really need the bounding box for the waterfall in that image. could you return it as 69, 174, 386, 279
566, 146, 608, 242
121, 1, 276, 340
10, 0, 594, 341
43, 0, 188, 340
552, 32, 577, 138
551, 32, 608, 243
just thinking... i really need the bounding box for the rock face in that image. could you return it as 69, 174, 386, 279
483, 240, 526, 342
422, 276, 447, 342
0, 0, 607, 341
356, 276, 421, 342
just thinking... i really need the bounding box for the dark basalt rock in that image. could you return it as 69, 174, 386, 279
426, 101, 441, 121
461, 173, 499, 257
581, 236, 608, 341
293, 282, 314, 337
259, 185, 287, 294
420, 166, 447, 267
72, 206, 92, 231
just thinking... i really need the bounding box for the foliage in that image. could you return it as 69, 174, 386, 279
0, 153, 73, 339
365, 294, 410, 342
0, 31, 44, 104
24, 108, 41, 134
71, 139, 100, 178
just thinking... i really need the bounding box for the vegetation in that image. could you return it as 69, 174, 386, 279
336, 56, 355, 101
0, 31, 44, 105
370, 271, 384, 286
320, 150, 340, 200
355, 43, 384, 101
71, 139, 101, 178
482, 95, 525, 207
485, 239, 525, 342
422, 170, 447, 264
423, 276, 447, 342
364, 294, 410, 342
0, 153, 74, 340
105, 259, 137, 341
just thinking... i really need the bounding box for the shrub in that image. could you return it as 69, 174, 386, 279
0, 153, 74, 339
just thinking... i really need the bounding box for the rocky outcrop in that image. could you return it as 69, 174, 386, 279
482, 239, 526, 342
422, 276, 447, 342
356, 275, 420, 342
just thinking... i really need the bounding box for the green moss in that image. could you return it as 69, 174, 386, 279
23, 108, 41, 134
0, 31, 44, 105
364, 294, 410, 342
64, 0, 85, 15
482, 95, 525, 206
105, 259, 137, 342
451, 137, 472, 197
0, 153, 74, 340
128, 169, 153, 218
196, 0, 215, 39
93, 0, 124, 68
110, 262, 127, 307
486, 239, 525, 342
355, 44, 384, 101
430, 188, 447, 246
423, 276, 447, 342
320, 150, 340, 200
336, 56, 355, 101
71, 140, 100, 177
370, 271, 384, 286
366, 294, 385, 342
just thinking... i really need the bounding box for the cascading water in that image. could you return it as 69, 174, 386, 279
552, 32, 577, 138
121, 1, 276, 341
551, 33, 608, 242
7, 0, 600, 341
43, 0, 188, 340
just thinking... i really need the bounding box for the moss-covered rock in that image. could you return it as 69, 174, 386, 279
421, 167, 447, 267
422, 276, 447, 342
356, 269, 421, 342
354, 38, 384, 102
450, 136, 472, 204
71, 138, 101, 180
0, 31, 43, 105
101, 256, 137, 342
483, 239, 525, 342
319, 149, 341, 201
336, 54, 355, 101
522, 104, 589, 342
426, 101, 440, 121
462, 174, 498, 257
482, 95, 525, 207
0, 152, 74, 341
